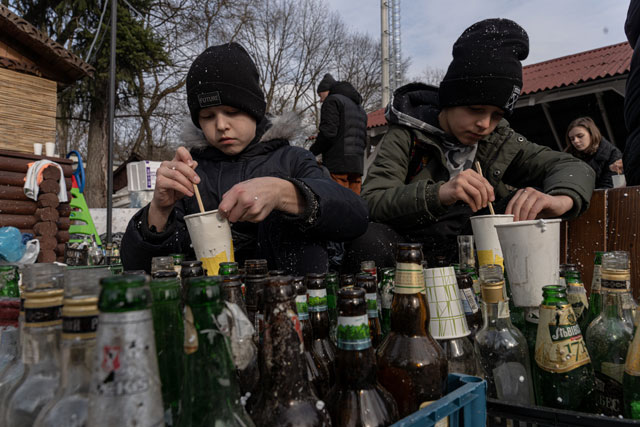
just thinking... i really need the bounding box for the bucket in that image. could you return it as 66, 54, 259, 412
423, 266, 470, 339
495, 219, 561, 307
184, 210, 234, 276
470, 214, 514, 268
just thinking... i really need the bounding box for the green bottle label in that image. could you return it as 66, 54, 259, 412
365, 293, 378, 318
307, 289, 327, 312
295, 295, 309, 320
337, 314, 371, 350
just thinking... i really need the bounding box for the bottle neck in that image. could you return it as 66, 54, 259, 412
22, 324, 61, 369
335, 313, 377, 389
59, 338, 94, 395
390, 293, 429, 336
602, 289, 634, 320
481, 300, 513, 330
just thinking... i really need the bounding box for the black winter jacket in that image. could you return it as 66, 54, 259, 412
121, 113, 369, 273
570, 138, 622, 189
310, 81, 367, 175
625, 0, 640, 186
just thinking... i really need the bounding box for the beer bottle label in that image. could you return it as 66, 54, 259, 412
285, 308, 304, 347
459, 288, 479, 315
535, 304, 590, 373
591, 265, 602, 293
602, 361, 625, 383
295, 295, 309, 320
337, 314, 371, 350
183, 306, 198, 355
365, 293, 378, 318
63, 313, 99, 339
307, 289, 327, 312
625, 328, 640, 376
594, 371, 623, 415
24, 305, 63, 327
381, 280, 394, 309
394, 263, 424, 294
566, 284, 588, 317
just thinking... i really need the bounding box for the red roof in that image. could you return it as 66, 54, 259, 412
367, 41, 633, 129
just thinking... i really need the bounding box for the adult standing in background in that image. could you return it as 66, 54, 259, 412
310, 73, 368, 195
624, 0, 640, 186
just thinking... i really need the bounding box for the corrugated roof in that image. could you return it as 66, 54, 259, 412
522, 41, 632, 95
366, 42, 633, 129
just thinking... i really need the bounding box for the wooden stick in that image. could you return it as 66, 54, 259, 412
193, 184, 205, 213
474, 161, 495, 215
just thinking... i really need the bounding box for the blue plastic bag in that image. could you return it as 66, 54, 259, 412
0, 227, 26, 262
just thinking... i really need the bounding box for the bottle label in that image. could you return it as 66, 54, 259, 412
566, 284, 589, 317
525, 307, 539, 324
394, 263, 424, 294
285, 308, 304, 347
625, 327, 640, 376
381, 280, 394, 309
183, 306, 198, 355
307, 289, 327, 312
601, 278, 628, 291
24, 305, 63, 327
591, 265, 602, 293
365, 293, 378, 318
295, 295, 309, 320
594, 372, 623, 415
459, 288, 479, 315
602, 361, 625, 383
337, 314, 371, 350
63, 314, 99, 339
535, 304, 590, 373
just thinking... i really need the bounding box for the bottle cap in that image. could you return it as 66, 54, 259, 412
481, 280, 506, 303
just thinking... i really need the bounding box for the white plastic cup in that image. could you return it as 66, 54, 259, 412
423, 266, 470, 339
495, 219, 561, 307
45, 142, 55, 157
184, 210, 234, 276
33, 143, 43, 155
470, 214, 514, 268
612, 174, 626, 188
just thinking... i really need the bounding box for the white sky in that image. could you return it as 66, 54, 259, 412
326, 0, 630, 78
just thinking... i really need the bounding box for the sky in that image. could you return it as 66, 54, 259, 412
326, 0, 630, 79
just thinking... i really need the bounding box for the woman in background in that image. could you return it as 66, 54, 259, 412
566, 117, 623, 189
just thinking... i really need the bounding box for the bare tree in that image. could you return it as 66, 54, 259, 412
416, 66, 446, 87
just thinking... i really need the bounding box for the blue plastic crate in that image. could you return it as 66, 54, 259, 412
392, 373, 487, 427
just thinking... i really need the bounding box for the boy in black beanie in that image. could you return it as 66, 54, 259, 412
344, 18, 596, 269
121, 43, 369, 274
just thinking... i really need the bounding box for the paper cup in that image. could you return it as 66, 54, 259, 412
184, 210, 234, 276
423, 266, 470, 339
612, 174, 626, 188
33, 143, 43, 155
45, 142, 55, 157
495, 219, 561, 307
470, 214, 514, 268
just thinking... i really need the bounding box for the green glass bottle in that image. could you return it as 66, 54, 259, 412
379, 267, 394, 337
87, 275, 164, 426
0, 265, 19, 298
563, 264, 590, 332
585, 251, 604, 329
623, 311, 640, 419
325, 271, 339, 330
355, 272, 383, 349
533, 285, 594, 410
219, 261, 239, 276
181, 276, 254, 427
585, 251, 634, 417
150, 271, 183, 426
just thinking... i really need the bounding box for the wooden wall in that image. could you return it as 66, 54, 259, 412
562, 186, 640, 298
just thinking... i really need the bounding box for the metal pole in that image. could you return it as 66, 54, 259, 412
381, 0, 390, 108
107, 0, 116, 243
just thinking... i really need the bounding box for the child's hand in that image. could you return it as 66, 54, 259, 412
219, 177, 304, 223
505, 187, 573, 221
438, 169, 495, 212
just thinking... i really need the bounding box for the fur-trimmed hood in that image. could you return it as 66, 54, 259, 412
180, 111, 305, 152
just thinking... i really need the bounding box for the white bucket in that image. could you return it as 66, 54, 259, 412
184, 210, 234, 276
470, 214, 514, 268
423, 266, 470, 339
495, 219, 561, 307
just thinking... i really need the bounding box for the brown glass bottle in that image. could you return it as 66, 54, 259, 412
327, 287, 398, 426
292, 277, 331, 399
244, 275, 268, 336
376, 243, 448, 418
244, 259, 269, 277
340, 274, 355, 289
269, 270, 287, 277
180, 260, 204, 306
356, 273, 383, 349
222, 275, 248, 316
456, 271, 482, 339
249, 276, 331, 426
306, 272, 337, 387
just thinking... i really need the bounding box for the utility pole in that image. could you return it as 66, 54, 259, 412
381, 0, 390, 108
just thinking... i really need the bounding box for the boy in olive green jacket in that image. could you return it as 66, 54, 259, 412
346, 18, 595, 269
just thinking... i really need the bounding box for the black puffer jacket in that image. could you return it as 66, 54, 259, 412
121, 113, 369, 273
570, 138, 622, 189
625, 0, 640, 186
310, 81, 367, 175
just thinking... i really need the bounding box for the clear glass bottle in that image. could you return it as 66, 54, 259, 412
86, 275, 164, 426
0, 265, 20, 373
474, 265, 534, 405
326, 287, 398, 426
585, 251, 634, 417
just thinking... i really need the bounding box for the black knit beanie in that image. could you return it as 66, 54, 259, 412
186, 43, 266, 128
317, 73, 337, 93
438, 18, 529, 115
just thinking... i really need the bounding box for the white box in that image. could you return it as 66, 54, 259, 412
126, 161, 162, 192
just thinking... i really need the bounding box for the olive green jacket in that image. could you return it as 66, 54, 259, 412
362, 114, 596, 234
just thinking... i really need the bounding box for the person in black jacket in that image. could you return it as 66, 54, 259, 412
310, 73, 368, 195
626, 0, 640, 186
565, 117, 623, 189
121, 43, 369, 274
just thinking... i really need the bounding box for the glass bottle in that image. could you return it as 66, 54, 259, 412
327, 287, 398, 426
340, 274, 355, 289
0, 265, 20, 373
219, 261, 240, 276
250, 276, 331, 426
4, 288, 64, 427
306, 272, 336, 387
623, 310, 640, 419
222, 274, 248, 316
181, 276, 254, 427
533, 285, 594, 411
474, 265, 534, 405
245, 259, 269, 276
376, 243, 448, 418
245, 275, 268, 339
324, 271, 339, 345
293, 277, 331, 399
379, 267, 394, 337
269, 269, 287, 277
585, 251, 634, 417
585, 251, 604, 328
180, 260, 205, 307
356, 272, 383, 349
86, 275, 164, 426
455, 271, 482, 339
170, 253, 184, 276
563, 264, 590, 332
149, 272, 183, 426
151, 255, 175, 275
